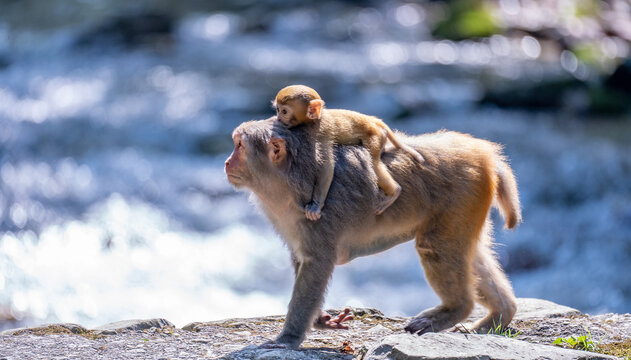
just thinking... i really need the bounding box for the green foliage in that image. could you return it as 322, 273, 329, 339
487, 323, 520, 339
552, 328, 600, 352
486, 316, 520, 339
588, 87, 631, 115
574, 0, 600, 18
433, 0, 499, 40
356, 346, 369, 358
572, 42, 602, 66
455, 316, 520, 339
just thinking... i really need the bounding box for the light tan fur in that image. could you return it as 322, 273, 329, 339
225, 119, 522, 348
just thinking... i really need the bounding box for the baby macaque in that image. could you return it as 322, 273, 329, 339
273, 85, 424, 220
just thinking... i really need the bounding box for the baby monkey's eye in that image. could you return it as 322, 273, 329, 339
282, 109, 288, 115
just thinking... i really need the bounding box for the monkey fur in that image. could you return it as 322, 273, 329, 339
273, 85, 425, 220
224, 117, 521, 349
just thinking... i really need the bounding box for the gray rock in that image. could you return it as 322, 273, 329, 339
0, 298, 624, 359
368, 324, 393, 334
0, 323, 87, 336
365, 333, 615, 360
58, 323, 89, 334
0, 327, 26, 336
466, 298, 581, 324
182, 321, 203, 332
221, 345, 351, 360
513, 298, 582, 320
95, 318, 174, 334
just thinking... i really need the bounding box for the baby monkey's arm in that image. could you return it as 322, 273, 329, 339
305, 139, 335, 221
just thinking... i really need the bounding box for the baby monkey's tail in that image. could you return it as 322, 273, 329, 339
385, 127, 425, 164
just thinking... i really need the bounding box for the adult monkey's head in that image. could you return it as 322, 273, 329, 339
224, 119, 289, 190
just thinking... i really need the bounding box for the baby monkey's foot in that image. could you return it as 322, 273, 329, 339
304, 201, 322, 221
376, 186, 401, 215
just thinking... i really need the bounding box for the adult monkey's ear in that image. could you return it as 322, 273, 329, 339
307, 99, 324, 120
268, 137, 287, 165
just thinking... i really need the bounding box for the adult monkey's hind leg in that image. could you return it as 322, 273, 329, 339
471, 221, 517, 333
405, 231, 476, 335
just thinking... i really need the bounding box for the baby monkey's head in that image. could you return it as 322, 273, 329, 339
273, 85, 325, 127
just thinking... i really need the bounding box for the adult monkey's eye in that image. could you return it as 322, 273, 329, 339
282, 109, 287, 114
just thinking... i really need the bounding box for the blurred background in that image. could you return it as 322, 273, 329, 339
0, 0, 630, 331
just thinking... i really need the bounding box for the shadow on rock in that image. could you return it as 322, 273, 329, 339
222, 345, 352, 360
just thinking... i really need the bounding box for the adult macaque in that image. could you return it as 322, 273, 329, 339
273, 85, 425, 219
224, 118, 521, 349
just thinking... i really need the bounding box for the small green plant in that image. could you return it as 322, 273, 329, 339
486, 317, 520, 339
454, 323, 472, 334
552, 328, 601, 352
355, 346, 369, 359
487, 323, 520, 339
454, 317, 520, 339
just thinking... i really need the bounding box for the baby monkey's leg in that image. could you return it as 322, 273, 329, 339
365, 133, 401, 214
374, 159, 402, 214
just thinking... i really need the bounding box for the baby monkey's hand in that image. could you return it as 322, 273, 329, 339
304, 201, 322, 221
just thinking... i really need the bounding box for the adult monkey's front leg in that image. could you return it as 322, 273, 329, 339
267, 255, 336, 349
290, 255, 353, 331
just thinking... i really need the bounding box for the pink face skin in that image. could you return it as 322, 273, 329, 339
224, 133, 247, 187
276, 103, 296, 126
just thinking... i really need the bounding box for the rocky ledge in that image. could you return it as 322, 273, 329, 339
0, 298, 629, 359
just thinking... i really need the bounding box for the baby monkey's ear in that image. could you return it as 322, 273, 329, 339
268, 137, 287, 165
307, 99, 324, 120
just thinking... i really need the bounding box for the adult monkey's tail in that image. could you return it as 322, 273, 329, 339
495, 159, 522, 229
